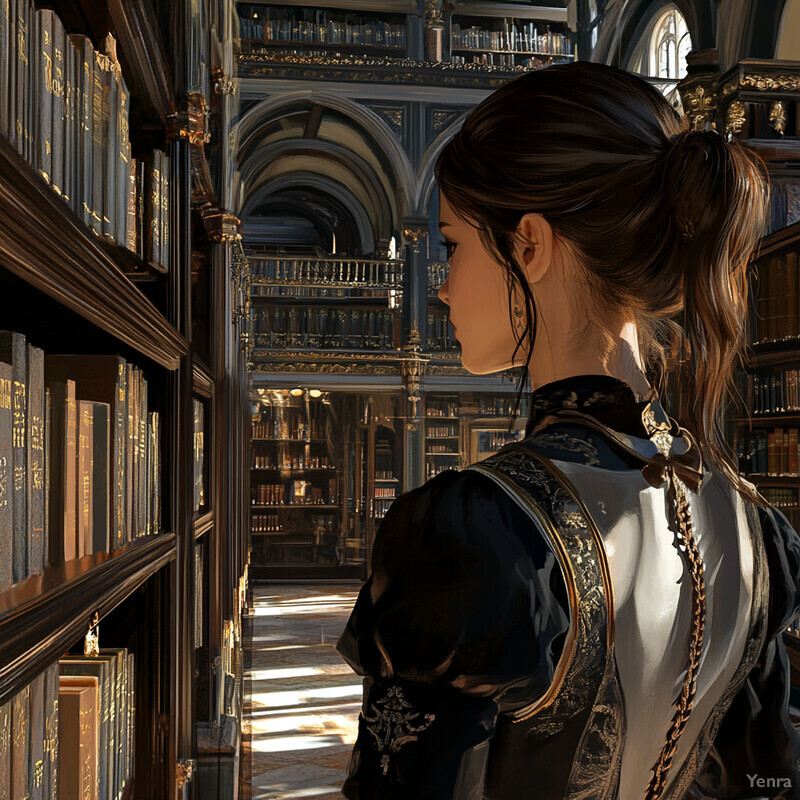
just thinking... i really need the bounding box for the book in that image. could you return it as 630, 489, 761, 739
193, 398, 204, 512
125, 363, 135, 543
43, 375, 77, 563
0, 331, 27, 584
63, 21, 77, 213
68, 33, 94, 230
26, 343, 44, 575
90, 401, 110, 554
10, 683, 29, 800
12, 0, 32, 161
0, 360, 11, 592
50, 10, 65, 200
90, 49, 104, 235
58, 676, 99, 800
29, 672, 43, 800
145, 150, 162, 266
33, 7, 53, 187
43, 663, 59, 800
116, 64, 130, 248
59, 655, 115, 800
77, 400, 93, 556
0, 0, 9, 138
43, 386, 49, 569
99, 648, 128, 799
0, 698, 10, 800
160, 151, 169, 269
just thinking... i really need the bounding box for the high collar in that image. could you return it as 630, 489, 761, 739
524, 374, 670, 440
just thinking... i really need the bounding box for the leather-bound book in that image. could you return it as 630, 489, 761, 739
50, 10, 65, 200
77, 400, 93, 557
89, 401, 110, 554
0, 697, 11, 800
44, 662, 59, 799
32, 7, 52, 187
26, 343, 44, 575
10, 683, 29, 800
0, 0, 9, 138
0, 331, 27, 583
0, 359, 11, 591
28, 671, 43, 800
58, 676, 99, 800
67, 33, 93, 230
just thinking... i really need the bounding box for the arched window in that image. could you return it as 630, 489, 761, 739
625, 5, 691, 115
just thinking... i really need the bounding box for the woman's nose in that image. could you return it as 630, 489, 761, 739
438, 277, 449, 305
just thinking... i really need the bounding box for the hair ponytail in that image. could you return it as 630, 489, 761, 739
434, 61, 771, 505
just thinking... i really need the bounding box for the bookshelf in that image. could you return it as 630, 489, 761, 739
448, 12, 576, 68
0, 0, 247, 797
729, 221, 800, 531
237, 3, 409, 58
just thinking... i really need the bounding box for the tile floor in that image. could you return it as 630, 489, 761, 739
242, 581, 364, 800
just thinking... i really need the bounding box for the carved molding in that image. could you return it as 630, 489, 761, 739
252, 362, 401, 375
202, 209, 241, 243
166, 92, 210, 146
211, 67, 236, 96
722, 73, 800, 96
176, 759, 194, 789
425, 0, 444, 26
402, 227, 428, 253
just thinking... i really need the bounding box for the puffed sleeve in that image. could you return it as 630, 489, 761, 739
335, 468, 570, 800
688, 504, 800, 800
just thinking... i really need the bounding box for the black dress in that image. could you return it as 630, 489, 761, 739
335, 374, 800, 800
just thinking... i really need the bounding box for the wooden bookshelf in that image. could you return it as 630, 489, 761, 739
0, 0, 247, 797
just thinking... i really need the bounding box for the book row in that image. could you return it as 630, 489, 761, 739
0, 330, 161, 591
426, 464, 455, 479
734, 427, 800, 476
239, 17, 407, 49
251, 453, 333, 469
760, 486, 798, 511
451, 23, 573, 56
251, 477, 337, 506
451, 53, 567, 68
248, 257, 401, 287
251, 512, 282, 533
255, 307, 397, 350
426, 443, 458, 454
426, 398, 459, 417
754, 251, 800, 344
374, 486, 396, 499
477, 395, 531, 417
427, 424, 458, 437
193, 398, 205, 513
251, 413, 325, 441
427, 311, 458, 351
477, 430, 523, 452
0, 648, 134, 800
735, 368, 800, 416
0, 2, 170, 266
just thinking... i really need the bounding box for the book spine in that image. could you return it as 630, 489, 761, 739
78, 401, 92, 556
138, 372, 146, 537
160, 150, 169, 269
68, 34, 94, 229
6, 332, 27, 584
91, 402, 110, 554
149, 411, 158, 534
10, 684, 29, 800
113, 359, 126, 551
0, 362, 10, 591
100, 55, 116, 241
146, 151, 161, 265
44, 663, 58, 799
125, 364, 135, 544
13, 0, 31, 160
135, 159, 144, 259
50, 12, 64, 200
126, 157, 137, 253
29, 672, 43, 800
65, 380, 77, 561
0, 0, 9, 139
63, 31, 76, 214
116, 70, 129, 247
26, 344, 44, 576
90, 51, 104, 235
33, 8, 51, 186
0, 698, 10, 800
126, 652, 134, 786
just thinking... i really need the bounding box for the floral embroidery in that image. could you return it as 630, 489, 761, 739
363, 684, 436, 774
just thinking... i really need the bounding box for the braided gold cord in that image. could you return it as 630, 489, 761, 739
643, 469, 707, 800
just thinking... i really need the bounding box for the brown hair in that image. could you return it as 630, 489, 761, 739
434, 60, 770, 505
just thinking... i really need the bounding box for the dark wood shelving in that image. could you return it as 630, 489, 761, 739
251, 465, 336, 471
194, 511, 214, 539
729, 413, 800, 424
0, 533, 176, 707
0, 135, 187, 371
250, 503, 338, 509
242, 38, 405, 54
193, 356, 215, 398
251, 437, 328, 443
451, 46, 574, 57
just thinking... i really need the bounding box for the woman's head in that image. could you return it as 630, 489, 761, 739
434, 60, 770, 503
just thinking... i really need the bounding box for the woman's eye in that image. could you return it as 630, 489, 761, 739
439, 238, 457, 261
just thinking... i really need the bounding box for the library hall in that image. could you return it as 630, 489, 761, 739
2, 0, 800, 798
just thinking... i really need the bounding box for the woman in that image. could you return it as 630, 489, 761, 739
335, 60, 800, 799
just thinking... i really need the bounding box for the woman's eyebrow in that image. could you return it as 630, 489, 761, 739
438, 221, 452, 229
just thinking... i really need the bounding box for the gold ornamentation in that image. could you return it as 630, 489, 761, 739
402, 228, 427, 254
725, 99, 747, 136
379, 109, 404, 129
252, 361, 400, 375
84, 611, 100, 657
769, 100, 787, 135
722, 73, 800, 95
363, 684, 436, 774
166, 93, 209, 146
643, 469, 706, 799
202, 209, 241, 243
425, 0, 444, 26
431, 111, 455, 132
681, 84, 716, 132
176, 759, 194, 789
211, 67, 236, 95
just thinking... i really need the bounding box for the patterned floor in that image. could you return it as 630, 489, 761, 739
242, 581, 364, 800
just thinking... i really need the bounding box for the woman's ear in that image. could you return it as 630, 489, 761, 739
513, 212, 553, 284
